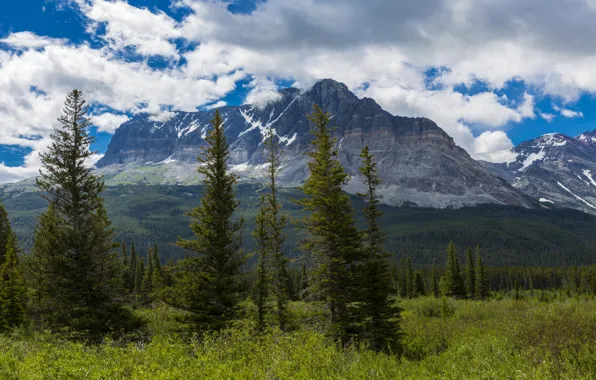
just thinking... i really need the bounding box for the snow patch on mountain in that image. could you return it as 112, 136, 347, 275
518, 149, 545, 171
557, 181, 596, 210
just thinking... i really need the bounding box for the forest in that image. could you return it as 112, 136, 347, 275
0, 90, 596, 379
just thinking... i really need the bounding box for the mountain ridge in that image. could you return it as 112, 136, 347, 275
95, 79, 536, 209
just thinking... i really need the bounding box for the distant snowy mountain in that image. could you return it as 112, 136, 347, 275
481, 131, 596, 214
95, 79, 534, 209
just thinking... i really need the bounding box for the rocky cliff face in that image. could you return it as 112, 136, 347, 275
481, 132, 596, 214
96, 79, 535, 209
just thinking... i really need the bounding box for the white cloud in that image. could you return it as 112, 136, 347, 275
149, 111, 176, 122
205, 100, 227, 110
560, 109, 584, 118
92, 113, 129, 133
3, 0, 596, 182
0, 32, 67, 49
244, 78, 282, 108
540, 113, 556, 122
77, 0, 181, 57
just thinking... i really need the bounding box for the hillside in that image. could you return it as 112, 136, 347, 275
3, 183, 595, 267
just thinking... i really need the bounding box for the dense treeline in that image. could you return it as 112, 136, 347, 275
1, 90, 596, 357
5, 187, 596, 267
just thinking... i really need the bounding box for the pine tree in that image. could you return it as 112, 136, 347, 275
465, 247, 476, 299
431, 265, 439, 298
0, 233, 26, 331
141, 248, 154, 296
264, 130, 290, 331
152, 244, 162, 277
440, 241, 465, 298
129, 243, 138, 293
475, 246, 490, 300
295, 105, 363, 346
300, 262, 309, 300
397, 257, 407, 298
134, 258, 144, 295
414, 272, 425, 297
0, 204, 17, 266
29, 89, 135, 341
355, 145, 402, 353
253, 196, 270, 332
405, 257, 414, 299
171, 109, 245, 331
121, 242, 130, 291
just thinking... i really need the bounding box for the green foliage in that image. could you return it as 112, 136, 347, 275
28, 89, 137, 342
0, 233, 26, 331
475, 246, 490, 300
3, 299, 596, 379
440, 241, 465, 298
295, 105, 363, 345
354, 145, 402, 353
253, 196, 271, 332
465, 247, 475, 299
169, 110, 246, 332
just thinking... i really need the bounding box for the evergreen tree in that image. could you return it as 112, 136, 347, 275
152, 244, 162, 277
141, 248, 154, 296
355, 145, 402, 353
465, 247, 476, 299
405, 257, 414, 299
129, 243, 138, 293
414, 272, 425, 297
431, 265, 439, 298
300, 262, 309, 300
440, 241, 465, 298
171, 109, 245, 331
253, 196, 270, 332
397, 257, 407, 298
0, 234, 26, 331
29, 89, 135, 341
134, 259, 144, 295
295, 105, 363, 346
264, 130, 290, 331
121, 242, 130, 291
0, 204, 17, 266
475, 246, 490, 300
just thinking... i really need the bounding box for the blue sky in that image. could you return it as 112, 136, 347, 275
0, 0, 595, 181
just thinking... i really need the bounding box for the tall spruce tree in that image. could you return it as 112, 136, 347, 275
475, 246, 490, 300
431, 265, 439, 298
253, 196, 270, 332
29, 89, 134, 341
465, 247, 476, 299
296, 105, 363, 346
172, 109, 245, 331
354, 145, 402, 352
405, 257, 414, 299
264, 131, 290, 331
0, 233, 26, 331
440, 241, 465, 298
0, 204, 17, 266
141, 248, 154, 298
129, 243, 138, 293
300, 262, 309, 300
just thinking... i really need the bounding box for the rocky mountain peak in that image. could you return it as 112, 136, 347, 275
96, 79, 535, 209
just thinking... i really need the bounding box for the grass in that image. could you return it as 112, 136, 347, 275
1, 297, 596, 379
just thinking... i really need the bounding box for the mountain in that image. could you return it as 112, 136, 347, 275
96, 79, 535, 209
481, 132, 596, 214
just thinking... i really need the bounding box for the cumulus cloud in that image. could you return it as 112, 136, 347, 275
92, 113, 129, 133
0, 32, 67, 49
560, 109, 584, 118
205, 100, 227, 110
244, 78, 282, 108
2, 0, 596, 182
540, 113, 556, 122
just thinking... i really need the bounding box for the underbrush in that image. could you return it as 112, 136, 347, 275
1, 298, 595, 379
